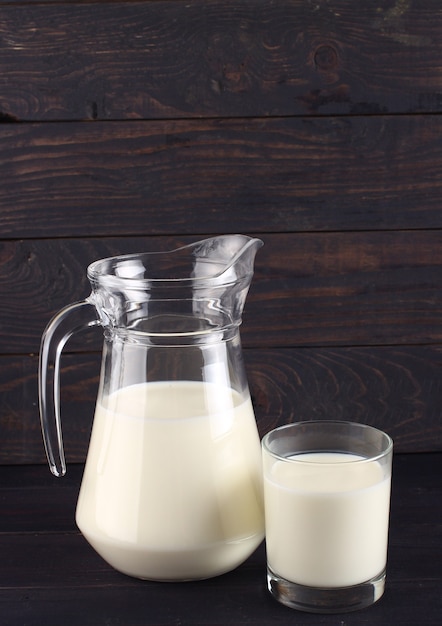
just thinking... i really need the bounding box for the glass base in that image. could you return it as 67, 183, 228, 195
267, 566, 386, 613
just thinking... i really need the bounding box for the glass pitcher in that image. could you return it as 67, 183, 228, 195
38, 234, 264, 581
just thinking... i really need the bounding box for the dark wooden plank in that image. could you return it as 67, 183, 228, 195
1, 542, 441, 625
1, 0, 442, 121
1, 231, 441, 354
0, 465, 81, 533
2, 581, 441, 626
1, 454, 441, 534
0, 352, 99, 465
0, 455, 440, 625
1, 345, 441, 465
247, 346, 442, 452
1, 116, 442, 238
5, 532, 439, 588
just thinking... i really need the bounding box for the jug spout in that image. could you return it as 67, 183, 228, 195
191, 234, 263, 283
188, 234, 263, 331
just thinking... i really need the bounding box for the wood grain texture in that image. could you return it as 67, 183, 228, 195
1, 232, 441, 354
0, 2, 441, 460
1, 1, 441, 623
2, 578, 440, 626
1, 116, 442, 239
0, 0, 442, 121
1, 345, 440, 464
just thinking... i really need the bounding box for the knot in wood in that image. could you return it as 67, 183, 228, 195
314, 45, 338, 71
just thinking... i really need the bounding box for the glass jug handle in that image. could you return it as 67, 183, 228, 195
38, 300, 100, 477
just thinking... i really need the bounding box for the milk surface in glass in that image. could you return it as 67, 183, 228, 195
76, 381, 264, 580
264, 452, 391, 588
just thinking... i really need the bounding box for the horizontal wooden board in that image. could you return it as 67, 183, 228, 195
1, 345, 441, 464
1, 528, 441, 587
1, 116, 442, 238
1, 0, 442, 121
1, 572, 440, 626
1, 231, 441, 354
2, 454, 441, 533
1, 539, 440, 626
0, 455, 441, 625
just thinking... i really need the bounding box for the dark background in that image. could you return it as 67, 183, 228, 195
1, 0, 441, 461
1, 2, 441, 624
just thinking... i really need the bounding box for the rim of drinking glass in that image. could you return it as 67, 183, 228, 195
261, 420, 393, 465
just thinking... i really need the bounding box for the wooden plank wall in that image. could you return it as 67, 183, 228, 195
1, 0, 441, 464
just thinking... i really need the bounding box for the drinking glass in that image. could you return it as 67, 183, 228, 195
262, 421, 393, 613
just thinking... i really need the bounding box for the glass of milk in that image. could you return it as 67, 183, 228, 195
262, 421, 393, 613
